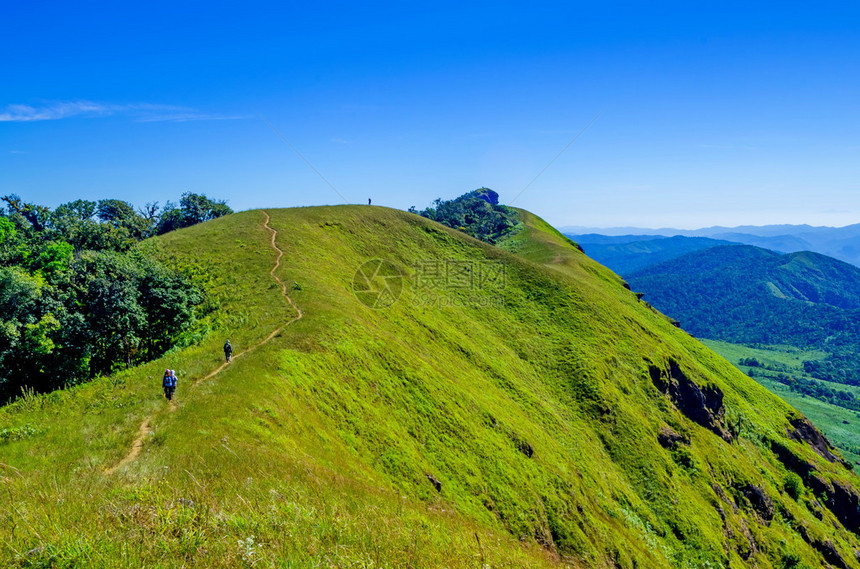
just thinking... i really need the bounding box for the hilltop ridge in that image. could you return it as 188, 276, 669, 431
1, 206, 859, 567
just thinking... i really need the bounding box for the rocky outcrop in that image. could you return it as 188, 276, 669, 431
770, 440, 816, 478
516, 439, 534, 458
830, 480, 860, 535
737, 519, 757, 560
812, 539, 848, 569
426, 473, 442, 492
792, 512, 849, 568
657, 426, 688, 449
648, 358, 732, 441
508, 431, 534, 458
807, 476, 860, 535
772, 432, 860, 536
712, 483, 738, 514
789, 417, 840, 463
741, 484, 774, 522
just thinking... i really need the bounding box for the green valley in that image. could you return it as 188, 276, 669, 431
702, 339, 860, 465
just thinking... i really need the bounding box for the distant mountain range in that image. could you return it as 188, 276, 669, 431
625, 244, 860, 349
572, 235, 738, 275
563, 223, 860, 267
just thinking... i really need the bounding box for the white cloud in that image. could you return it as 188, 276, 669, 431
0, 100, 246, 122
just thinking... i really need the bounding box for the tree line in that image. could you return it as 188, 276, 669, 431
739, 356, 859, 408
0, 192, 232, 402
746, 365, 860, 412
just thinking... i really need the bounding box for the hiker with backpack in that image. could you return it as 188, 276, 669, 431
163, 369, 177, 400
224, 340, 233, 363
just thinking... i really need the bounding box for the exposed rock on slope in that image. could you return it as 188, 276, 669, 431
648, 357, 732, 441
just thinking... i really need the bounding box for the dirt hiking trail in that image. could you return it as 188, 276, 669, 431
105, 210, 302, 474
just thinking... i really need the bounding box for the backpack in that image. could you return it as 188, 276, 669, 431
163, 374, 176, 388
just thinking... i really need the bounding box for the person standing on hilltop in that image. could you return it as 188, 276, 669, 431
163, 369, 177, 400
224, 339, 233, 363
368, 198, 371, 205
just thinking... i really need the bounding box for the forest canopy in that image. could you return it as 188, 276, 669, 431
409, 188, 520, 244
0, 192, 231, 402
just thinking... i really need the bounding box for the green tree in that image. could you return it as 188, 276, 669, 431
73, 252, 146, 374
0, 217, 24, 265
2, 195, 51, 232
0, 267, 47, 394
179, 192, 233, 226
97, 199, 151, 241
0, 193, 217, 400
413, 188, 519, 244
32, 241, 73, 279
155, 203, 184, 234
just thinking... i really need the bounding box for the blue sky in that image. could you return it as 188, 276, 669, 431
2, 1, 860, 228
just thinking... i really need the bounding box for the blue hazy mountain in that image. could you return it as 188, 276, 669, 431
626, 244, 860, 347
562, 223, 860, 267
568, 235, 738, 275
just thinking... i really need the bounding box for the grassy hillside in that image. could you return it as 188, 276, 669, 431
1, 206, 860, 567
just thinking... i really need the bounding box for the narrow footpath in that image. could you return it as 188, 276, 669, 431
105, 210, 302, 474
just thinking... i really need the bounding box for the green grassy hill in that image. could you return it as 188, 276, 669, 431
2, 206, 860, 568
